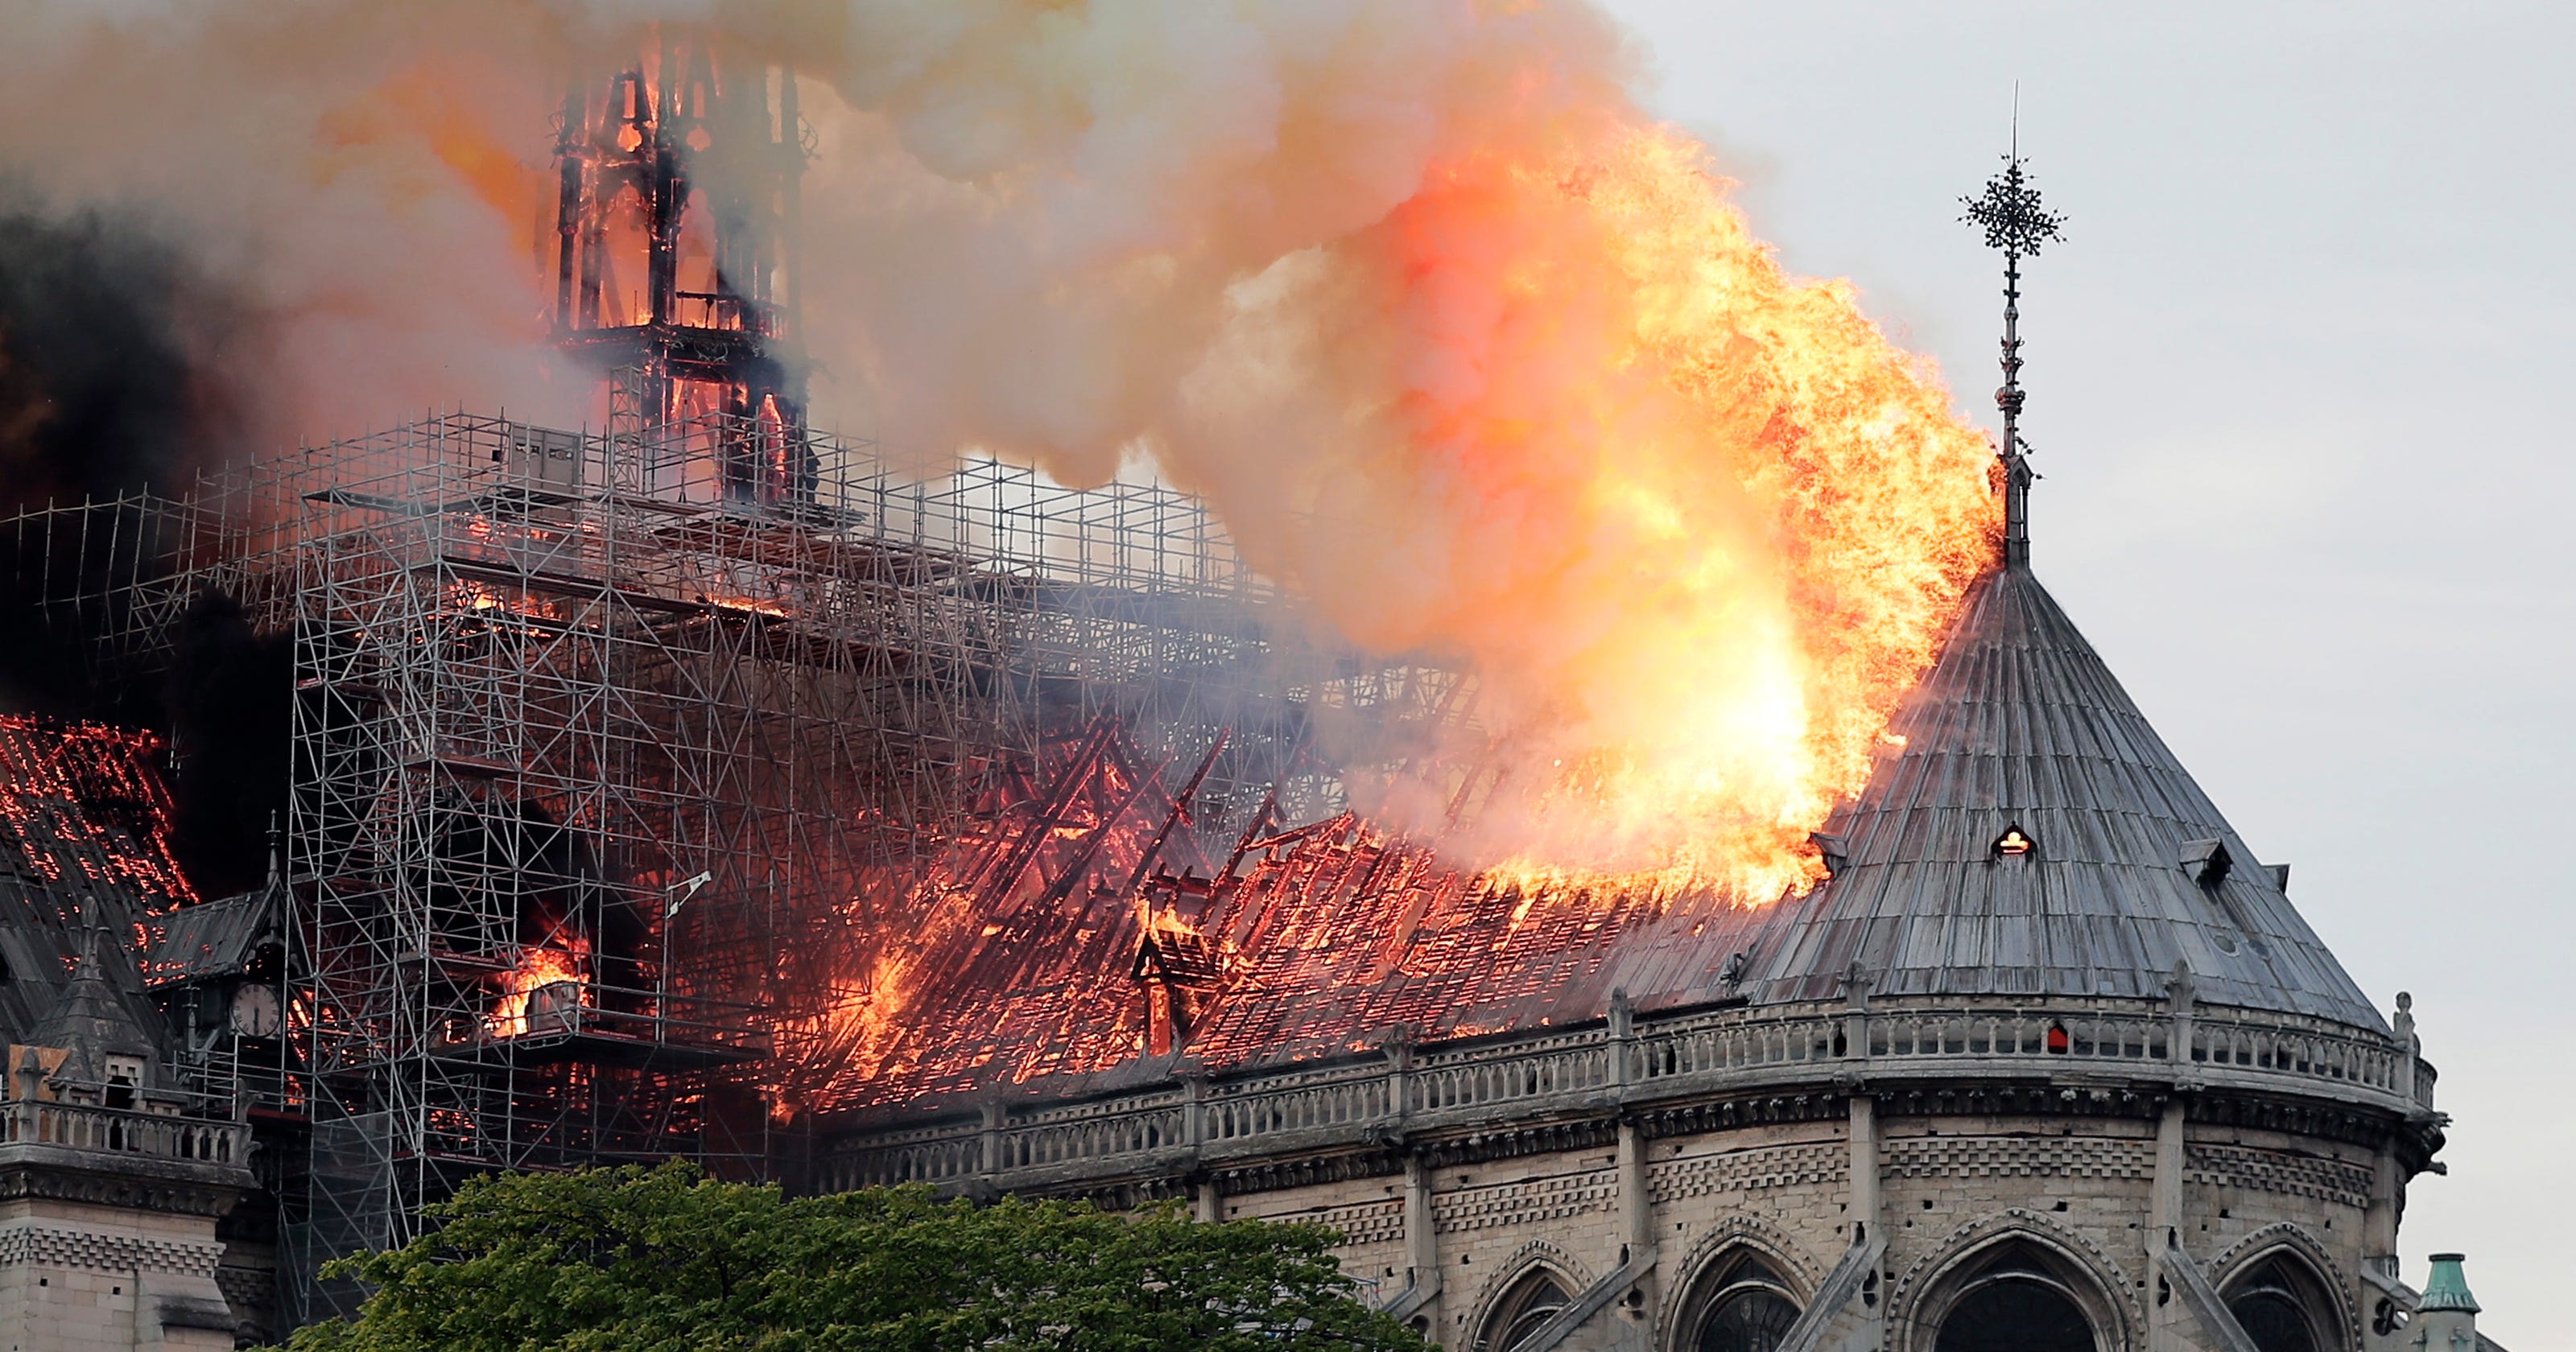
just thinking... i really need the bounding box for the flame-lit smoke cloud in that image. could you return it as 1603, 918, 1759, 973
0, 1, 1998, 892
0, 2, 588, 465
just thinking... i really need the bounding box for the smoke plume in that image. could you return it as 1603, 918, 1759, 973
0, 1, 2000, 890
0, 187, 228, 505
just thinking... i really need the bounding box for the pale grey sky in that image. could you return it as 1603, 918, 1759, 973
1589, 2, 2569, 1342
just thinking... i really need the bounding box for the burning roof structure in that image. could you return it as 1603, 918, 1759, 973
796, 558, 2380, 1121
0, 716, 193, 917
0, 377, 2386, 1321
0, 716, 194, 1033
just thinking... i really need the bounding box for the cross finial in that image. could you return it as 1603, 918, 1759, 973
1960, 99, 2066, 568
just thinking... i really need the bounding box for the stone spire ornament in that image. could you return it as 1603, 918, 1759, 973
1961, 99, 2067, 567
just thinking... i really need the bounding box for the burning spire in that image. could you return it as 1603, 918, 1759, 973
551, 31, 812, 504
1961, 106, 2069, 567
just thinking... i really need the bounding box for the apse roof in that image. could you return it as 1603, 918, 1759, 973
1736, 563, 2383, 1030
811, 559, 2388, 1115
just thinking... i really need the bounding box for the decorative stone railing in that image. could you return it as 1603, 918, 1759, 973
824, 997, 2431, 1193
0, 1099, 252, 1168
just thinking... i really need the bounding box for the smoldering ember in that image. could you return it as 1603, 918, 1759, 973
0, 13, 2507, 1352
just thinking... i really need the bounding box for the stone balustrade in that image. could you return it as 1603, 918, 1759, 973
823, 996, 2432, 1193
0, 1099, 251, 1167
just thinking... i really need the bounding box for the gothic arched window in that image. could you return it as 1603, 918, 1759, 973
2223, 1255, 2330, 1352
1682, 1252, 1802, 1352
1478, 1268, 1573, 1352
1929, 1247, 2102, 1352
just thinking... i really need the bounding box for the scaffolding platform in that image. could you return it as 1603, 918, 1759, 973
497, 1028, 768, 1072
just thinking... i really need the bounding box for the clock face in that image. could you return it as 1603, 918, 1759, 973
230, 984, 282, 1039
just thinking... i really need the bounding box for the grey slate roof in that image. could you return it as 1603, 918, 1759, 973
1737, 563, 2384, 1032
0, 887, 166, 1056
29, 928, 160, 1070
145, 878, 283, 987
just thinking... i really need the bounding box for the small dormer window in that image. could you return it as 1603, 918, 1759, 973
1992, 826, 2035, 858
103, 1054, 143, 1110
2180, 838, 2233, 888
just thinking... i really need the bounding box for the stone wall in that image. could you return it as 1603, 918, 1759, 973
1184, 1104, 2383, 1351
0, 1109, 253, 1352
823, 995, 2443, 1352
0, 1199, 236, 1352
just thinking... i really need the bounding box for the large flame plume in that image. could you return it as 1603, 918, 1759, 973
0, 2, 1996, 890
1251, 128, 1998, 890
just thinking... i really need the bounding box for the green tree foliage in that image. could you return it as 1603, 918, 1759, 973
279, 1161, 1430, 1352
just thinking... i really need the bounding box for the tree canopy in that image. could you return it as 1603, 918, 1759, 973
279, 1161, 1430, 1352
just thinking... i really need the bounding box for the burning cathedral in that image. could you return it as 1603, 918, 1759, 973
0, 35, 2501, 1352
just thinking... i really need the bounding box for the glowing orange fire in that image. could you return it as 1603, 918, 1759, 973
486, 938, 591, 1039
1245, 125, 1996, 896
702, 594, 791, 619
0, 716, 196, 916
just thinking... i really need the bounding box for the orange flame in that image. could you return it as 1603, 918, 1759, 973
703, 594, 792, 619
486, 938, 590, 1039
1263, 126, 1998, 896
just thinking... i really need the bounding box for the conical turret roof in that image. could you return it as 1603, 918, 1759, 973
29, 925, 163, 1082
1739, 563, 2383, 1030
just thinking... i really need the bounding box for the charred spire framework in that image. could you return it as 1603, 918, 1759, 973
552, 32, 815, 505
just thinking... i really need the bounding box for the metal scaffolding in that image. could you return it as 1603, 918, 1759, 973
4, 403, 1465, 1320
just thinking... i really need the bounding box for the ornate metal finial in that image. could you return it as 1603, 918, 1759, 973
1960, 93, 2066, 568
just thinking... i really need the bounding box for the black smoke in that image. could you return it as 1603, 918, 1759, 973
164, 591, 291, 897
0, 189, 215, 505
0, 185, 283, 897
0, 184, 221, 712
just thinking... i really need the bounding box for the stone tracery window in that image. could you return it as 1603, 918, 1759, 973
1477, 1267, 1573, 1352
1927, 1245, 2103, 1352
2223, 1255, 2330, 1352
1690, 1253, 1802, 1352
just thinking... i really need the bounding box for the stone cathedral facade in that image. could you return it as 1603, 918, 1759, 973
824, 560, 2500, 1352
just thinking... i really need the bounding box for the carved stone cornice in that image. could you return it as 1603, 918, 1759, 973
1633, 1090, 1847, 1141
0, 1143, 250, 1218
2184, 1088, 2430, 1160
1418, 1118, 1618, 1170
1218, 1148, 1405, 1196
1868, 1080, 2168, 1124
